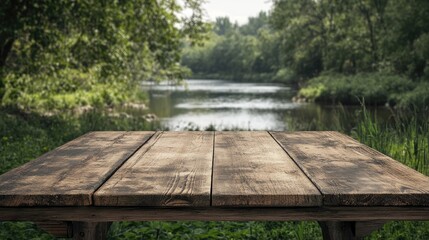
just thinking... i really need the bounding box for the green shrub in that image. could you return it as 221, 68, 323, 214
298, 73, 419, 106
0, 66, 136, 112
393, 81, 429, 108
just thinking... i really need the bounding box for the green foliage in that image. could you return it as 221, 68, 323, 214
0, 222, 53, 240
352, 107, 429, 176
213, 17, 236, 36
182, 0, 429, 104
240, 12, 269, 36
271, 0, 429, 79
108, 221, 322, 240
394, 81, 429, 108
1, 67, 132, 111
298, 73, 421, 106
181, 12, 285, 82
0, 0, 208, 111
183, 31, 260, 77
369, 221, 429, 239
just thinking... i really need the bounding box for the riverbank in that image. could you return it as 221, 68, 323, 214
188, 72, 289, 83
297, 73, 429, 108
189, 72, 429, 109
1, 73, 150, 114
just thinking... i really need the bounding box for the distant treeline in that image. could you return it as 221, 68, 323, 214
181, 12, 281, 82
182, 0, 429, 107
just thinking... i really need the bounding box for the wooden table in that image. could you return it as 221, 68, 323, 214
1, 131, 429, 240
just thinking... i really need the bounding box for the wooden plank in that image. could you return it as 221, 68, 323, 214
1, 207, 429, 222
270, 131, 429, 206
212, 131, 321, 207
0, 131, 155, 206
94, 131, 214, 207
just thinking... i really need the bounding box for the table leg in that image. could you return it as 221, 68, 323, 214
318, 221, 386, 240
35, 221, 73, 238
71, 222, 111, 240
319, 221, 355, 240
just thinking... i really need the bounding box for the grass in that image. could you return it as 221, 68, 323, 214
0, 106, 428, 239
108, 221, 321, 240
352, 107, 429, 176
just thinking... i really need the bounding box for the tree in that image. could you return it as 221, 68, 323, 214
0, 0, 208, 109
240, 11, 269, 36
213, 17, 235, 36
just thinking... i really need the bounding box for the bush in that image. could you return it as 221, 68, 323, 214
393, 81, 429, 108
298, 73, 421, 107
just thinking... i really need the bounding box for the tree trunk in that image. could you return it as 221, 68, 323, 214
0, 38, 14, 68
358, 2, 378, 67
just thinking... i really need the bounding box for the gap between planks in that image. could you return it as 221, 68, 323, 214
92, 131, 322, 207
210, 131, 216, 206
90, 131, 164, 205
267, 131, 324, 197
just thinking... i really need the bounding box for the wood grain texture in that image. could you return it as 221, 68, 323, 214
0, 131, 154, 206
270, 131, 429, 206
94, 131, 214, 207
212, 131, 321, 207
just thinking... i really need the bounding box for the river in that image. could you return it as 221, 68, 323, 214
142, 79, 389, 131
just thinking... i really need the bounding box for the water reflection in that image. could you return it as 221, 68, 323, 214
143, 79, 389, 131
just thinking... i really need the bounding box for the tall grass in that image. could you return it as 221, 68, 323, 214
352, 107, 429, 175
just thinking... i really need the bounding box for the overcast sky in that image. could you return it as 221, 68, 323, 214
203, 0, 272, 25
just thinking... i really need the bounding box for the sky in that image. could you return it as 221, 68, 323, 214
203, 0, 272, 25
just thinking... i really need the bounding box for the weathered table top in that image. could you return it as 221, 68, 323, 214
1, 131, 429, 208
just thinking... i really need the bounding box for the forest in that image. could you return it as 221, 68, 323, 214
182, 0, 429, 107
1, 1, 428, 111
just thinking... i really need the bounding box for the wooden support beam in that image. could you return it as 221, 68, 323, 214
318, 221, 386, 240
319, 221, 355, 240
71, 222, 111, 240
0, 207, 427, 222
354, 221, 386, 239
35, 221, 112, 239
35, 221, 73, 238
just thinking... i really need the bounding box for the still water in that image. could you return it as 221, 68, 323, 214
143, 79, 387, 131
